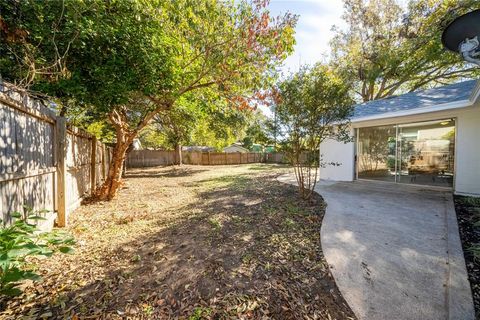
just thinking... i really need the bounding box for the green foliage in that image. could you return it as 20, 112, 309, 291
1, 0, 297, 122
1, 0, 297, 198
468, 244, 480, 263
460, 197, 480, 208
242, 110, 272, 150
275, 64, 353, 199
275, 64, 353, 153
0, 209, 74, 296
139, 93, 252, 151
84, 121, 115, 143
330, 0, 479, 102
189, 307, 212, 320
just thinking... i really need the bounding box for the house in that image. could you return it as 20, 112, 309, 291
264, 145, 276, 153
223, 143, 249, 153
182, 146, 215, 152
250, 143, 264, 152
320, 79, 480, 196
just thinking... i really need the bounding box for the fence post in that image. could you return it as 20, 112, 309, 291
208, 152, 211, 165
90, 136, 97, 195
56, 117, 67, 227
224, 152, 227, 165
102, 145, 106, 180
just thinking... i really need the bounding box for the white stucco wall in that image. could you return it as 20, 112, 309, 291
319, 128, 355, 182
455, 107, 480, 196
319, 105, 480, 196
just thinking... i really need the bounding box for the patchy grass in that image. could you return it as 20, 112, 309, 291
0, 164, 355, 319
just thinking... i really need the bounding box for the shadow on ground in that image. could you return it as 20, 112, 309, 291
1, 165, 355, 320
125, 166, 209, 179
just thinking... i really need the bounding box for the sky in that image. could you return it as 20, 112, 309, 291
257, 1, 346, 116
268, 0, 346, 73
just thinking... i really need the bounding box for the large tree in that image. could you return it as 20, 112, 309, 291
139, 93, 252, 160
275, 65, 353, 200
242, 110, 272, 150
330, 0, 479, 102
1, 0, 296, 199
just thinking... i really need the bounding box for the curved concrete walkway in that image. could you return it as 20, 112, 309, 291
278, 175, 474, 320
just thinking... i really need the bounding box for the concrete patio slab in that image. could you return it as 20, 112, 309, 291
278, 176, 474, 320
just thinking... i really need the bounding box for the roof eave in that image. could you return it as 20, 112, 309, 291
351, 98, 473, 123
470, 80, 480, 102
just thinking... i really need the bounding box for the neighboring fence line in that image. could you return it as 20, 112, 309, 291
0, 83, 112, 229
126, 150, 288, 168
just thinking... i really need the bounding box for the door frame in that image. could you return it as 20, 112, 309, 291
354, 118, 457, 190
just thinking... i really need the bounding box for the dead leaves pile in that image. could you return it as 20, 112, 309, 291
0, 165, 355, 319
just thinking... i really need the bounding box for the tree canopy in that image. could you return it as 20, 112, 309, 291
0, 0, 297, 198
330, 0, 479, 102
139, 93, 252, 152
242, 110, 273, 150
274, 64, 353, 199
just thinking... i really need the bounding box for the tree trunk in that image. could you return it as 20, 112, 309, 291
174, 143, 182, 166
97, 131, 134, 200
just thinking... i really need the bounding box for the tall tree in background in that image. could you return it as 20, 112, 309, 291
0, 0, 297, 199
139, 93, 251, 160
331, 0, 479, 102
275, 65, 353, 200
242, 110, 272, 150
149, 97, 199, 166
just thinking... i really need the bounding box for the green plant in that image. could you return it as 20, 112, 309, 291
461, 197, 480, 207
467, 244, 480, 263
274, 64, 353, 200
0, 210, 75, 296
208, 218, 222, 231
284, 218, 296, 228
189, 307, 212, 320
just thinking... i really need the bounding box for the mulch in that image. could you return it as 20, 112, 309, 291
454, 195, 480, 318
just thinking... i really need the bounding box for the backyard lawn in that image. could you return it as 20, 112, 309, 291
0, 164, 354, 319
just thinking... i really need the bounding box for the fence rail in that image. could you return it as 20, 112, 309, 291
0, 83, 112, 229
126, 150, 288, 168
0, 83, 289, 228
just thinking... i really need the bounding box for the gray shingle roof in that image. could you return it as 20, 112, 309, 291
352, 79, 478, 120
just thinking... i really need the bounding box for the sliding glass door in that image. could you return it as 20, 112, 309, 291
357, 125, 397, 182
357, 119, 455, 188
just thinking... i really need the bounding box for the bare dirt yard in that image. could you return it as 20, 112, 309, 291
1, 164, 355, 320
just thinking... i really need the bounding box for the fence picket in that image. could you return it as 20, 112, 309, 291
126, 150, 287, 168
0, 84, 112, 229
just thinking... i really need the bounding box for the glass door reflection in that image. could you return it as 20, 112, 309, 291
397, 120, 455, 187
357, 125, 397, 182
357, 119, 455, 188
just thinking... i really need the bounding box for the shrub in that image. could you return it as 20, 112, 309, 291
0, 209, 75, 296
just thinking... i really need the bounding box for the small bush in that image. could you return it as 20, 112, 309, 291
0, 209, 75, 296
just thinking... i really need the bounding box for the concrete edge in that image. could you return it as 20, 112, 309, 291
277, 174, 361, 319
444, 193, 475, 320
278, 174, 476, 320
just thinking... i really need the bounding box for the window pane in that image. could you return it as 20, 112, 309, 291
397, 119, 455, 187
357, 125, 397, 182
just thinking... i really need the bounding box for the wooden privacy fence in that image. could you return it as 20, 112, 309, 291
0, 83, 112, 229
264, 152, 289, 164
126, 150, 270, 168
